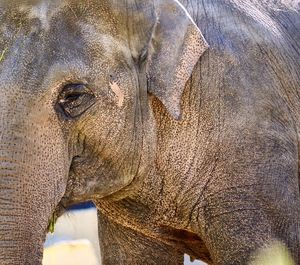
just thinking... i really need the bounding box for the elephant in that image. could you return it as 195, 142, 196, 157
0, 0, 299, 264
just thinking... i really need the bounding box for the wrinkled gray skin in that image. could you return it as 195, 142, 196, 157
0, 0, 300, 264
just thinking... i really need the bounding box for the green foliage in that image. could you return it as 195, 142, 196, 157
47, 213, 58, 234
0, 48, 7, 62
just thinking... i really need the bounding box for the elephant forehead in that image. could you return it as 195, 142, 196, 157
3, 0, 123, 31
24, 1, 53, 30
0, 9, 118, 74
1, 0, 63, 30
0, 0, 132, 91
0, 0, 129, 58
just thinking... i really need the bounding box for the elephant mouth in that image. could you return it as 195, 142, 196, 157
53, 198, 69, 218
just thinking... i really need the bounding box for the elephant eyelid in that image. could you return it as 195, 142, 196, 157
56, 83, 96, 119
60, 83, 89, 95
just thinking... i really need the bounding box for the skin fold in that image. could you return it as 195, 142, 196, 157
0, 0, 299, 264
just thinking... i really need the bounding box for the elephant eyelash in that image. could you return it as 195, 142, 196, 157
56, 78, 93, 96
56, 83, 96, 119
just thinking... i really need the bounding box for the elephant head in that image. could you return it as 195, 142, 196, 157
0, 0, 207, 263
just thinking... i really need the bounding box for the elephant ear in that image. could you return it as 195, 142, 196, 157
145, 0, 208, 119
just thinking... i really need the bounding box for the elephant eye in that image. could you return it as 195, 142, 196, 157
56, 84, 96, 119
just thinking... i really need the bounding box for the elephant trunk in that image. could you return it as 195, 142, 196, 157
0, 101, 70, 264
0, 160, 49, 264
0, 145, 65, 264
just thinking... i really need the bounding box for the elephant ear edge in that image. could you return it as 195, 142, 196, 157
146, 0, 208, 120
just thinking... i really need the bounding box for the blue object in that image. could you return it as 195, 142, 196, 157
67, 201, 95, 210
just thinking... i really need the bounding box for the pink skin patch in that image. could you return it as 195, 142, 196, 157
109, 81, 124, 108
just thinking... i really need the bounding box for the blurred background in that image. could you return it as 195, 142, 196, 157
43, 202, 206, 265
